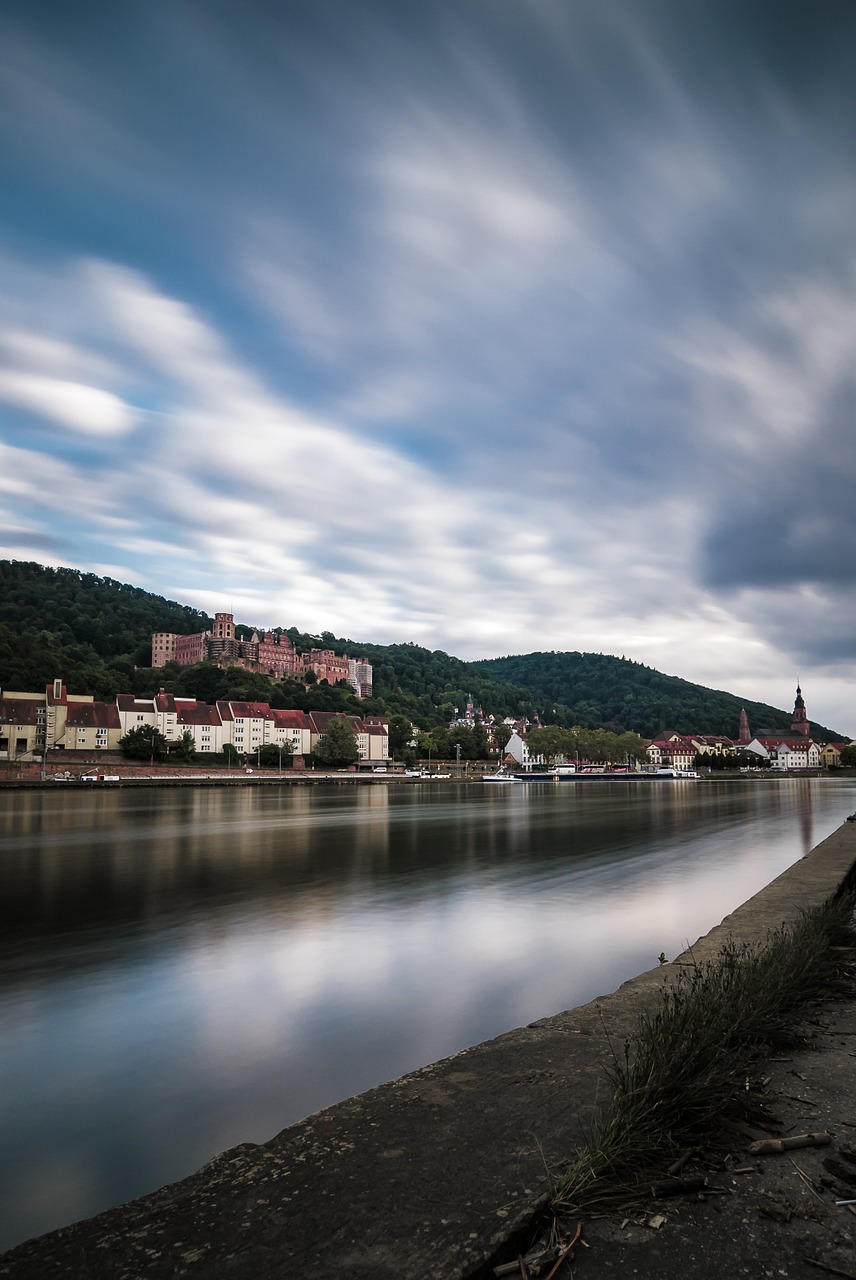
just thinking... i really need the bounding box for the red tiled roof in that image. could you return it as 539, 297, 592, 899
176, 704, 222, 727
271, 709, 311, 729
117, 694, 154, 712
308, 711, 360, 733
65, 702, 121, 729
223, 701, 276, 720
0, 698, 41, 725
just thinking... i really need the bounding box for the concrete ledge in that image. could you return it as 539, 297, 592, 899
3, 823, 855, 1280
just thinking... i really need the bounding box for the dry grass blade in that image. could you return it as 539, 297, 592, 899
551, 893, 856, 1220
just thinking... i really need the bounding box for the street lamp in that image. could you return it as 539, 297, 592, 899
455, 742, 461, 775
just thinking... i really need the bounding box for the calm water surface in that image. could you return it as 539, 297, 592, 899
1, 777, 854, 1250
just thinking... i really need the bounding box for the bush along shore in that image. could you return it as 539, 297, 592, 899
549, 891, 856, 1227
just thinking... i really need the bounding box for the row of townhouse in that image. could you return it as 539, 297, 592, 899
0, 681, 389, 765
646, 730, 851, 770
0, 678, 118, 760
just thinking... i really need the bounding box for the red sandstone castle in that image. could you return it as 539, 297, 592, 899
151, 613, 372, 698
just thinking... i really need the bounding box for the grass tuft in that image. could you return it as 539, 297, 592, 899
551, 892, 855, 1215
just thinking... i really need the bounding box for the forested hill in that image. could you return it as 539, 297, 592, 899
0, 560, 839, 739
473, 651, 837, 741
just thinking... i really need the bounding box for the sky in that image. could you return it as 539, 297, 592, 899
1, 0, 855, 735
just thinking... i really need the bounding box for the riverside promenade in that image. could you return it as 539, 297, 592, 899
2, 823, 855, 1280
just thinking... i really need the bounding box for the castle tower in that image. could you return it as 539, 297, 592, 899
790, 683, 810, 737
212, 612, 235, 641
738, 708, 750, 744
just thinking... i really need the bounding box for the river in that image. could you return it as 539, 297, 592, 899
1, 776, 854, 1251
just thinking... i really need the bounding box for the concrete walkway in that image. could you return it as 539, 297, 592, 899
2, 824, 855, 1280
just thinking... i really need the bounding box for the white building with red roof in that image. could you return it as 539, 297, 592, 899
174, 700, 225, 753
270, 709, 312, 758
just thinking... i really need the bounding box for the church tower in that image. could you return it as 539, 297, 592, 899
790, 683, 810, 737
738, 708, 750, 744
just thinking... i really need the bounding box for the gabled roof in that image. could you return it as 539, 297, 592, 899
308, 711, 360, 733
117, 694, 154, 712
65, 702, 121, 729
0, 698, 41, 725
271, 709, 311, 730
223, 701, 276, 720
176, 704, 222, 727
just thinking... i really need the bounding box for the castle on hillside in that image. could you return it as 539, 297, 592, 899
151, 613, 372, 698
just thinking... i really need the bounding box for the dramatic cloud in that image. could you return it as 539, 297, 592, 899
1, 0, 855, 731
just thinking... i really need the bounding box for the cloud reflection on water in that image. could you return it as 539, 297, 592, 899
0, 779, 852, 1250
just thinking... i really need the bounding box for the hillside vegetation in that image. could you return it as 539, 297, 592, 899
0, 560, 838, 739
473, 651, 834, 740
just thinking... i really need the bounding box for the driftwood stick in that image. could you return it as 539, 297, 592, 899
543, 1221, 582, 1280
748, 1132, 832, 1155
666, 1148, 695, 1176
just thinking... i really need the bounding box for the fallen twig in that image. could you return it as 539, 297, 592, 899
790, 1157, 825, 1201
804, 1258, 856, 1279
666, 1148, 695, 1176
543, 1221, 582, 1280
748, 1132, 831, 1155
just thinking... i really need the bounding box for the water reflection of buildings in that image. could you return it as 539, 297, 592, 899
0, 779, 836, 985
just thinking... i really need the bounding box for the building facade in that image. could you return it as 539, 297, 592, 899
151, 615, 371, 691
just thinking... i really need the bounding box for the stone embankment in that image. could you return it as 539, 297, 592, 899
2, 824, 855, 1280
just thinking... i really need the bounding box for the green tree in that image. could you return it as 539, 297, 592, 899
839, 744, 856, 767
428, 726, 452, 758
171, 730, 197, 764
314, 716, 360, 767
258, 741, 294, 768
387, 714, 413, 757
471, 723, 490, 760
526, 726, 572, 764
615, 731, 649, 766
119, 724, 170, 761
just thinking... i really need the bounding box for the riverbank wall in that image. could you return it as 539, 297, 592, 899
2, 822, 856, 1280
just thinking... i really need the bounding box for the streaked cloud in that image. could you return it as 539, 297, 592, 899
0, 0, 854, 732
0, 371, 134, 435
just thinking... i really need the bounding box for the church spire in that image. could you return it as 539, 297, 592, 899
790, 682, 810, 737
